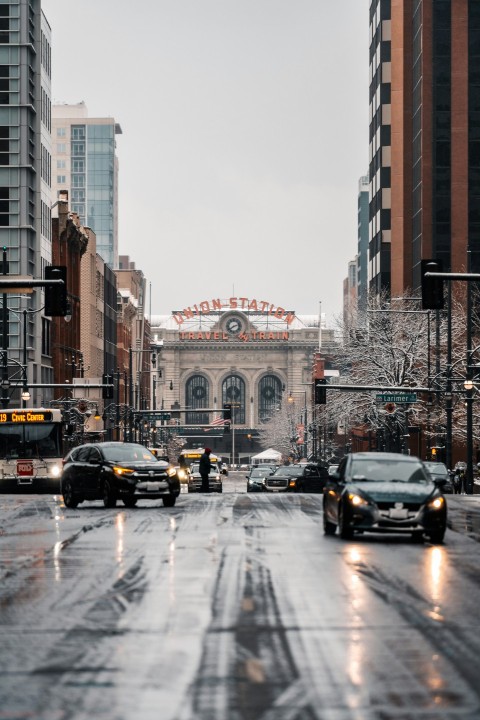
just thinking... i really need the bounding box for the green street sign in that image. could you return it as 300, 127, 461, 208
376, 393, 417, 403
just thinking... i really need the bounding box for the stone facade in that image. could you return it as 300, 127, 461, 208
150, 300, 336, 458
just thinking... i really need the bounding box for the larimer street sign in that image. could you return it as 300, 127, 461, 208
376, 393, 417, 403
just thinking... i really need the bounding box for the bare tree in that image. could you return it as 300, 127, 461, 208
257, 398, 304, 461
328, 290, 468, 452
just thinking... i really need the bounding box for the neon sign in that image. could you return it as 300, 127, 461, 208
172, 297, 296, 326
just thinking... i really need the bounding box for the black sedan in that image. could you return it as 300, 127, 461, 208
246, 466, 275, 492
423, 461, 454, 494
264, 464, 329, 493
61, 442, 181, 508
323, 452, 447, 543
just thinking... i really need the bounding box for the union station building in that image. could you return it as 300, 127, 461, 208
150, 296, 337, 461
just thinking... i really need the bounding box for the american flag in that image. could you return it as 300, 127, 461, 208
209, 414, 227, 426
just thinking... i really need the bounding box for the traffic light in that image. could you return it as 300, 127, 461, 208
421, 259, 444, 310
44, 265, 68, 316
102, 373, 114, 399
223, 403, 232, 433
314, 378, 327, 405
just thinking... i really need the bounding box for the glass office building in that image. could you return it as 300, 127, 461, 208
0, 0, 54, 406
52, 102, 122, 269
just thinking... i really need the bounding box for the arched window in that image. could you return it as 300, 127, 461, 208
186, 375, 209, 425
222, 375, 245, 424
258, 375, 282, 422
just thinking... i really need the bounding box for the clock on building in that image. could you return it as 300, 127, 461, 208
226, 316, 243, 335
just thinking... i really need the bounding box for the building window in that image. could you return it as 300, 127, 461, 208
258, 375, 283, 423
56, 175, 66, 184
56, 127, 66, 137
186, 375, 209, 425
222, 375, 245, 424
56, 143, 66, 153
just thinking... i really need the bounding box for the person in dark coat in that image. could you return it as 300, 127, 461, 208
199, 448, 213, 492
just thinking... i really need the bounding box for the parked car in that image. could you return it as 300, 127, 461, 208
264, 463, 329, 493
246, 466, 275, 492
323, 452, 447, 543
61, 442, 180, 509
188, 462, 223, 493
423, 461, 453, 494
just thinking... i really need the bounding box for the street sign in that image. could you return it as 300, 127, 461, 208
376, 393, 417, 403
0, 275, 34, 293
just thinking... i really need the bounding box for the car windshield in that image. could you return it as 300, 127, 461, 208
102, 444, 158, 463
350, 458, 429, 483
424, 462, 448, 476
191, 463, 219, 475
273, 466, 303, 477
250, 468, 273, 478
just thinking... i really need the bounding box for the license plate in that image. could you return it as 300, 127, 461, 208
17, 460, 33, 476
389, 508, 408, 519
137, 481, 161, 492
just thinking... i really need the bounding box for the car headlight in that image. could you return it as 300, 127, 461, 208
289, 480, 296, 487
215, 474, 221, 480
113, 466, 134, 476
427, 496, 445, 510
177, 469, 186, 480
167, 467, 177, 477
49, 465, 61, 477
347, 492, 369, 507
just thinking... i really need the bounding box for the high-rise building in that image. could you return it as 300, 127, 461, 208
368, 0, 392, 299
52, 102, 122, 268
357, 174, 369, 316
0, 1, 53, 407
369, 0, 478, 296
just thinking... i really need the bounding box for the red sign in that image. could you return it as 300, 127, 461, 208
17, 460, 33, 476
172, 297, 296, 326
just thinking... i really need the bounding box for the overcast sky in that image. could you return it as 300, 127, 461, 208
41, 0, 369, 324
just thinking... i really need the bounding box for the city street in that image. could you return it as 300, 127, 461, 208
1, 472, 480, 719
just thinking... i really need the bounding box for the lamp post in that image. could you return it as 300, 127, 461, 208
466, 249, 474, 493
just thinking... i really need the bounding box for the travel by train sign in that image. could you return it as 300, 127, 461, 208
178, 329, 290, 342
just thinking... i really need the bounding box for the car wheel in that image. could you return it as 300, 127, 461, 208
103, 479, 117, 508
123, 496, 137, 508
338, 505, 354, 539
428, 529, 445, 544
323, 511, 336, 536
63, 480, 79, 508
163, 495, 176, 507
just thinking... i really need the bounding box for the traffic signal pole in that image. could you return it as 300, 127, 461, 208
423, 267, 480, 492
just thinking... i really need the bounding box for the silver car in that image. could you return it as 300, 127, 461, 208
187, 462, 223, 493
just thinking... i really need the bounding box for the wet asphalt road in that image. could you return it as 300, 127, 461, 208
1, 473, 480, 720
